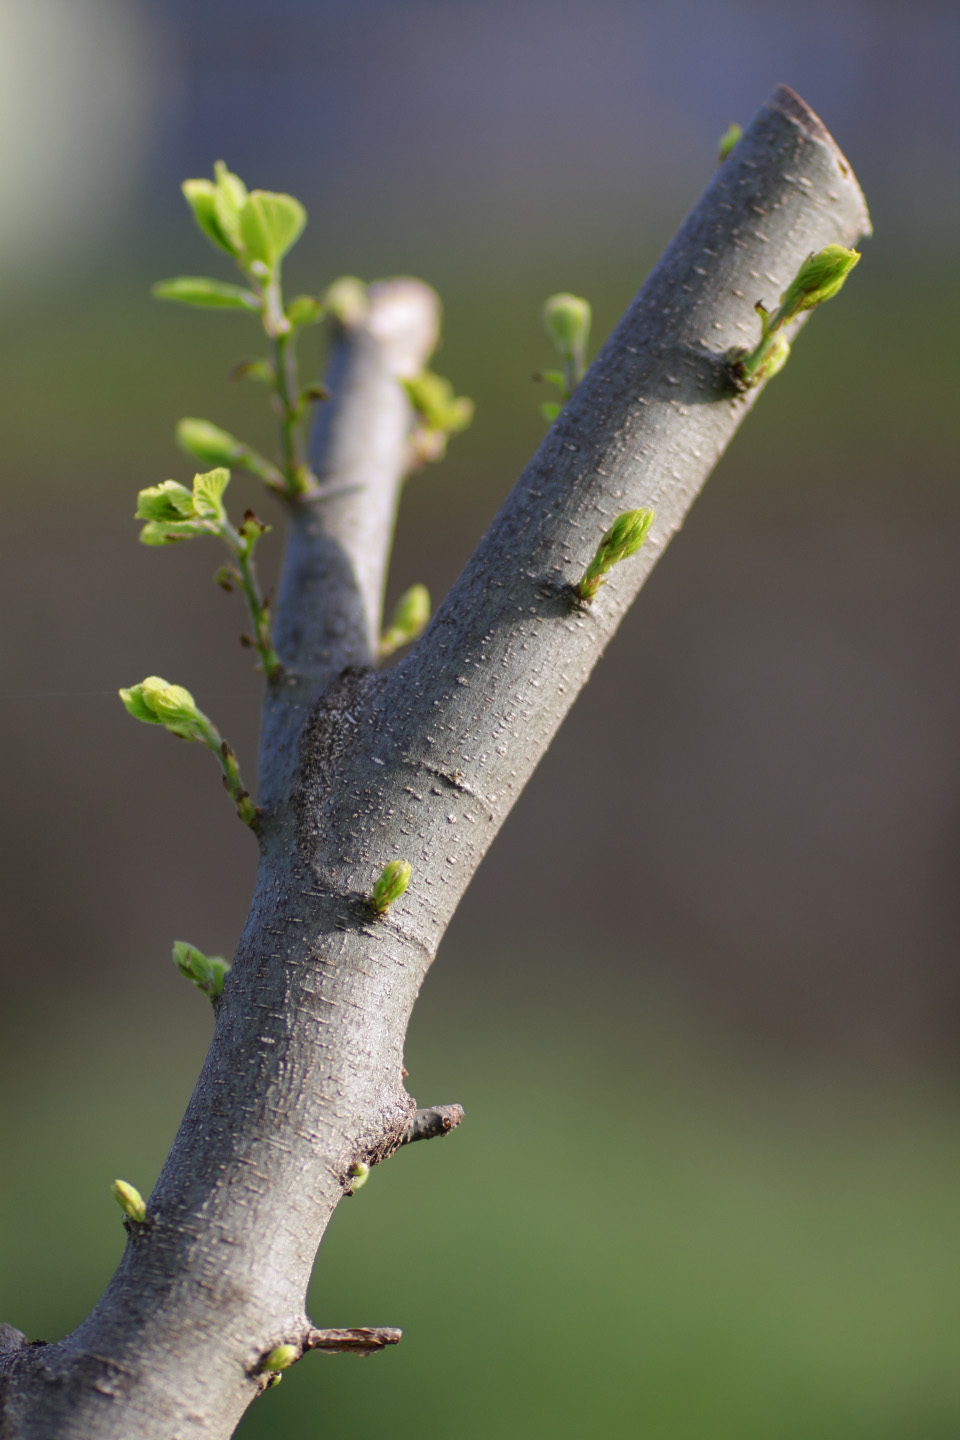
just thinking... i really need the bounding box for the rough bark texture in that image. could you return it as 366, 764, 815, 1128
0, 86, 869, 1440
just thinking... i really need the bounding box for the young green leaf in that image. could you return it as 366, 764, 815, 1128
238, 191, 306, 270
212, 161, 248, 255
135, 480, 196, 524
181, 179, 235, 254
151, 277, 260, 310
134, 472, 229, 545
192, 467, 231, 523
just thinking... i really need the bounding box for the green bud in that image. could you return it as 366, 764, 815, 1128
779, 244, 860, 321
238, 509, 269, 544
542, 294, 591, 369
191, 467, 230, 523
118, 683, 161, 724
403, 372, 474, 437
238, 190, 306, 270
151, 276, 260, 311
347, 1162, 370, 1192
181, 179, 235, 254
146, 681, 204, 735
172, 940, 231, 1000
119, 676, 209, 742
260, 1345, 298, 1373
134, 470, 229, 540
541, 401, 562, 423
176, 418, 243, 468
379, 584, 430, 658
112, 1179, 146, 1224
371, 859, 411, 916
577, 508, 655, 601
717, 122, 742, 163
286, 294, 324, 328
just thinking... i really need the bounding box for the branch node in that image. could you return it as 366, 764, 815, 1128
400, 1103, 465, 1145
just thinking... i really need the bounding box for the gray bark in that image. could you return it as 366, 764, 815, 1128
0, 85, 869, 1440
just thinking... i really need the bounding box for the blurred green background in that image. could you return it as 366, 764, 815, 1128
1, 2, 959, 1436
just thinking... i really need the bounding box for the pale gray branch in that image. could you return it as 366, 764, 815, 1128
259, 279, 440, 810
0, 87, 870, 1440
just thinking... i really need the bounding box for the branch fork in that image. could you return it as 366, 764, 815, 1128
0, 86, 870, 1440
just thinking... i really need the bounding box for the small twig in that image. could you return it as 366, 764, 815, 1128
304, 1327, 402, 1355
400, 1104, 465, 1145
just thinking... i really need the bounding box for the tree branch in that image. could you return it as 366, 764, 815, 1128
401, 1104, 465, 1144
258, 278, 440, 810
303, 1327, 402, 1355
0, 86, 870, 1440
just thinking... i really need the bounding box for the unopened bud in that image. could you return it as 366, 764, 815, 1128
577, 508, 655, 601
347, 1162, 370, 1192
379, 584, 430, 658
371, 860, 411, 916
780, 244, 860, 321
119, 677, 209, 742
260, 1345, 298, 1373
717, 122, 742, 163
177, 418, 242, 468
172, 941, 231, 1000
542, 294, 591, 367
112, 1179, 147, 1224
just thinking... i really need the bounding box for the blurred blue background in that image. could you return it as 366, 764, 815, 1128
1, 2, 958, 1436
